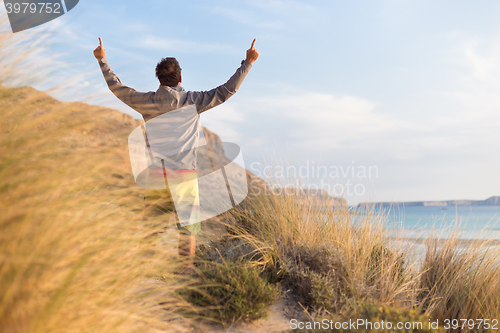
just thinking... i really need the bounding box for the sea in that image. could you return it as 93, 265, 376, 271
352, 205, 500, 264
363, 205, 500, 240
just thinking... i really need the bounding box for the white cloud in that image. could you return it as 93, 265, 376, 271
200, 104, 247, 142
250, 92, 400, 150
223, 83, 500, 167
441, 31, 500, 117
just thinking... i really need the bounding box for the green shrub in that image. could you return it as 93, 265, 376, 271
184, 260, 279, 325
197, 237, 259, 264
293, 299, 444, 332
282, 245, 353, 313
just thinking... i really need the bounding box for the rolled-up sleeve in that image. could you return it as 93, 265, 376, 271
99, 59, 152, 110
191, 60, 252, 114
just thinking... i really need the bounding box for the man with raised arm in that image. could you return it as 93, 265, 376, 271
94, 37, 259, 273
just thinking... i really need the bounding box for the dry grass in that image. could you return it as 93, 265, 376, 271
218, 165, 500, 332
0, 84, 200, 333
0, 15, 55, 87
419, 236, 500, 331
226, 184, 418, 311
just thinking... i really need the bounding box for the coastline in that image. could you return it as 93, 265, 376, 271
391, 237, 500, 247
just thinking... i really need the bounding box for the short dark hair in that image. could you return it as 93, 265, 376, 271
155, 57, 181, 87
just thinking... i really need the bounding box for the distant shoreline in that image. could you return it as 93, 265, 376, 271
358, 196, 500, 208
391, 237, 500, 247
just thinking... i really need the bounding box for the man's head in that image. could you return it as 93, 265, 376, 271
155, 57, 182, 87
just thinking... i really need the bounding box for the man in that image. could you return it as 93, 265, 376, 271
93, 37, 259, 273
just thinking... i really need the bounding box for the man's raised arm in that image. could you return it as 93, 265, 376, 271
193, 38, 259, 114
94, 37, 151, 110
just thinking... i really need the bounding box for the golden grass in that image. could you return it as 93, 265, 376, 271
222, 164, 500, 331
0, 84, 200, 332
229, 186, 417, 304
420, 236, 500, 328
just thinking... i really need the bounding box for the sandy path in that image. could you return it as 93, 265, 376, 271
149, 225, 299, 333
197, 297, 292, 333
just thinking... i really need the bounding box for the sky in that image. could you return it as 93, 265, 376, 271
2, 0, 500, 205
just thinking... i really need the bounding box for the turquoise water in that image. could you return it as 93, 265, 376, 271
371, 205, 500, 240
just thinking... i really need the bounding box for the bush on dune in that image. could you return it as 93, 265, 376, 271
181, 259, 279, 325
295, 298, 444, 333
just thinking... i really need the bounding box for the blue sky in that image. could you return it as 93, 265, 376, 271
2, 0, 500, 205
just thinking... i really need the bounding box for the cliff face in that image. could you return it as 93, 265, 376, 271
484, 196, 500, 205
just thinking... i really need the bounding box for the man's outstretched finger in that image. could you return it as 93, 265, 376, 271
251, 38, 256, 49
99, 37, 103, 48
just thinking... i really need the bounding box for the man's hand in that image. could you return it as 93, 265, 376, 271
245, 38, 259, 64
93, 37, 106, 61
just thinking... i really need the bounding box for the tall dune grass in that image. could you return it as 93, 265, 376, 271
0, 15, 56, 87
419, 236, 500, 332
211, 164, 500, 332
0, 85, 199, 332
227, 178, 419, 311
